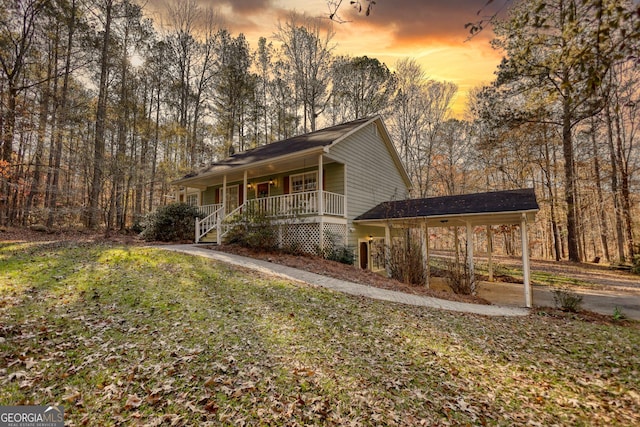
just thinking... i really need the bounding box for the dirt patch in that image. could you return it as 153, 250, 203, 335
210, 244, 490, 305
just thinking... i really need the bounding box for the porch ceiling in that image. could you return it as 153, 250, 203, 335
178, 152, 339, 189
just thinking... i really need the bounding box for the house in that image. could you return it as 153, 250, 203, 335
173, 116, 539, 307
172, 116, 412, 257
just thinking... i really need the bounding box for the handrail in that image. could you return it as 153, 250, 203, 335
195, 205, 224, 243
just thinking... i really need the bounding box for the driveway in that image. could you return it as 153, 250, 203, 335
429, 251, 640, 320
474, 279, 640, 320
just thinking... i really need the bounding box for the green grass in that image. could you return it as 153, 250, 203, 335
471, 260, 593, 287
1, 241, 639, 426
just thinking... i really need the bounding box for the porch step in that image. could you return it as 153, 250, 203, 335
198, 229, 219, 243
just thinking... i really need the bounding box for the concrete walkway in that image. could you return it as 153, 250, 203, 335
161, 244, 530, 317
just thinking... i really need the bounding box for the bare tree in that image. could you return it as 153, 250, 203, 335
275, 14, 335, 132
329, 55, 395, 123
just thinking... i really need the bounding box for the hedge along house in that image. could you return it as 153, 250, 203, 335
172, 116, 412, 254
173, 116, 540, 307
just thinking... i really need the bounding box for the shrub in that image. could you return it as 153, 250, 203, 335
224, 208, 278, 251
388, 241, 426, 286
552, 287, 583, 312
632, 255, 640, 275
316, 231, 354, 265
140, 203, 202, 242
613, 306, 627, 321
443, 258, 476, 295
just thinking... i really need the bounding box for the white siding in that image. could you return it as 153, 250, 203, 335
327, 122, 410, 247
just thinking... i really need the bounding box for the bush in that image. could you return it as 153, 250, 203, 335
632, 255, 640, 275
224, 208, 278, 251
388, 241, 426, 286
140, 203, 202, 242
552, 287, 583, 312
613, 306, 627, 321
316, 231, 355, 265
443, 258, 476, 295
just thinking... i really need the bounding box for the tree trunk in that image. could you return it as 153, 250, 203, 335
561, 93, 580, 262
543, 140, 562, 261
590, 119, 610, 262
114, 23, 130, 232
88, 0, 112, 229
605, 105, 626, 261
614, 109, 635, 259
25, 61, 53, 225
148, 83, 161, 212
45, 1, 75, 229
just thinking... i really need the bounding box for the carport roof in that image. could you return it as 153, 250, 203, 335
354, 188, 539, 226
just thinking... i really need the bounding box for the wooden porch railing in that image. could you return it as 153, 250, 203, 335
195, 191, 345, 243
245, 191, 344, 217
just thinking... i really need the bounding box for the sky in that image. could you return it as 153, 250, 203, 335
143, 0, 506, 116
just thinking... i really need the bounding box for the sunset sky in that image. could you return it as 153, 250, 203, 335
144, 0, 506, 116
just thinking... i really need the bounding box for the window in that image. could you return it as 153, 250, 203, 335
186, 194, 198, 206
217, 185, 239, 214
290, 172, 317, 193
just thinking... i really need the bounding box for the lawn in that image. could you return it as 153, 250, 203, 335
1, 241, 639, 426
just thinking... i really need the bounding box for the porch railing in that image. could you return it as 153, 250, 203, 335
195, 191, 344, 243
246, 191, 344, 218
323, 191, 345, 216
199, 203, 222, 217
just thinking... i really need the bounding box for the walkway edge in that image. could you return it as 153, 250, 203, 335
160, 244, 530, 317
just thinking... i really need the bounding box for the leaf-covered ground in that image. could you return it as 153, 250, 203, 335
1, 241, 639, 426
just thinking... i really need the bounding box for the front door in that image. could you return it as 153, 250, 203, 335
359, 241, 369, 269
257, 182, 269, 198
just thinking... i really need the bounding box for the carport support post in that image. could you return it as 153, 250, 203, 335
466, 222, 475, 292
487, 226, 494, 282
521, 213, 532, 308
385, 224, 391, 278
420, 222, 429, 288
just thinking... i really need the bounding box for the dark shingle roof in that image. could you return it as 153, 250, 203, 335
355, 188, 539, 221
181, 117, 375, 179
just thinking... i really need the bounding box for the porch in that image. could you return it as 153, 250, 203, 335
195, 190, 346, 244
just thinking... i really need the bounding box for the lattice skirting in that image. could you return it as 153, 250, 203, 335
278, 222, 347, 254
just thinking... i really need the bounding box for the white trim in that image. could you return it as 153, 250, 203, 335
354, 209, 540, 226
521, 213, 532, 308
343, 163, 348, 219
466, 221, 475, 290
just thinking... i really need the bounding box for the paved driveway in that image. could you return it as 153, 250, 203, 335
475, 280, 640, 320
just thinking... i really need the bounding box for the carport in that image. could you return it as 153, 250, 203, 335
354, 189, 539, 308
